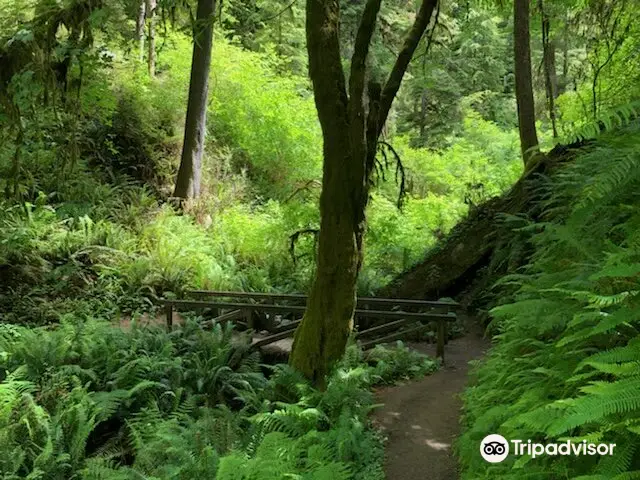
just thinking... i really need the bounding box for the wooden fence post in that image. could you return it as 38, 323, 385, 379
436, 319, 445, 364
244, 308, 254, 330
166, 303, 173, 330
444, 321, 449, 345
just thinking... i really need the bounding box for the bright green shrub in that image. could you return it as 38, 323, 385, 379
157, 34, 322, 198
360, 110, 522, 292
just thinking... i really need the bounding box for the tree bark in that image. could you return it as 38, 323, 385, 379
137, 1, 146, 63
146, 0, 157, 77
289, 0, 438, 388
540, 0, 558, 138
173, 0, 216, 199
514, 0, 539, 164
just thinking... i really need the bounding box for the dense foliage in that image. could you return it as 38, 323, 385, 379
0, 315, 436, 478
0, 27, 524, 322
1, 0, 640, 477
458, 124, 640, 479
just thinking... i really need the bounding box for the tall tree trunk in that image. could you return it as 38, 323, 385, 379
137, 1, 146, 63
146, 0, 157, 77
540, 0, 558, 138
289, 0, 438, 388
514, 0, 539, 164
173, 0, 216, 199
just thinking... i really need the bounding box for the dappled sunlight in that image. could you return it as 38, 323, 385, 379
424, 438, 451, 451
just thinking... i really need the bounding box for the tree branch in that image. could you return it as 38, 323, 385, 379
378, 141, 407, 208
349, 0, 383, 109
365, 81, 381, 180
263, 0, 298, 22
306, 0, 349, 140
289, 228, 320, 265
378, 0, 439, 136
284, 179, 322, 203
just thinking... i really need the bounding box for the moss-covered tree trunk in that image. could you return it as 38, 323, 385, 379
287, 141, 362, 386
174, 0, 216, 199
289, 0, 439, 388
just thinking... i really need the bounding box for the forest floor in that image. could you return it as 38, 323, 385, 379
372, 317, 489, 480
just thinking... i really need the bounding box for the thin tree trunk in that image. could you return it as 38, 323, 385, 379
514, 0, 539, 164
137, 1, 146, 63
289, 0, 438, 388
540, 0, 558, 138
419, 87, 428, 141
146, 0, 157, 77
548, 42, 558, 98
173, 0, 216, 199
559, 13, 569, 95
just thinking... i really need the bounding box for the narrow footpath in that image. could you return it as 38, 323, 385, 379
372, 319, 489, 480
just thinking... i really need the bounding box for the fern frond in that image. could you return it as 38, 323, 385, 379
548, 376, 640, 435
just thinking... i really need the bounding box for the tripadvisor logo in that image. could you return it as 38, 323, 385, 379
480, 434, 509, 463
480, 434, 616, 463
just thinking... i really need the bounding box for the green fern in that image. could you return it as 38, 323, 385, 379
458, 123, 640, 479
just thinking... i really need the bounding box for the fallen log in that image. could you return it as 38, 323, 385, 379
378, 141, 588, 308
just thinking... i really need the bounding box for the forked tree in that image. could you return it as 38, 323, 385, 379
289, 0, 439, 387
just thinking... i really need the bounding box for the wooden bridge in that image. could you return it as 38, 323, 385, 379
160, 291, 460, 362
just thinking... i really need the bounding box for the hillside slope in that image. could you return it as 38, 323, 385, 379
379, 140, 586, 307
453, 123, 640, 478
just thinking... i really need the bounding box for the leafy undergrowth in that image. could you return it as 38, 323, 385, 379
365, 341, 439, 384
0, 316, 436, 479
458, 124, 640, 479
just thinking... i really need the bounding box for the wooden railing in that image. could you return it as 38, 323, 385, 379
159, 291, 459, 362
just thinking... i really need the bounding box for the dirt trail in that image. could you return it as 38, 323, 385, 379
372, 319, 489, 480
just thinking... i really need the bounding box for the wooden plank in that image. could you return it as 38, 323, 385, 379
160, 299, 457, 322
272, 320, 301, 333
354, 310, 456, 321
361, 297, 458, 309
356, 317, 421, 338
160, 299, 306, 314
189, 290, 306, 302
186, 290, 459, 309
360, 324, 429, 350
212, 309, 244, 323
243, 308, 254, 329
251, 329, 296, 348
